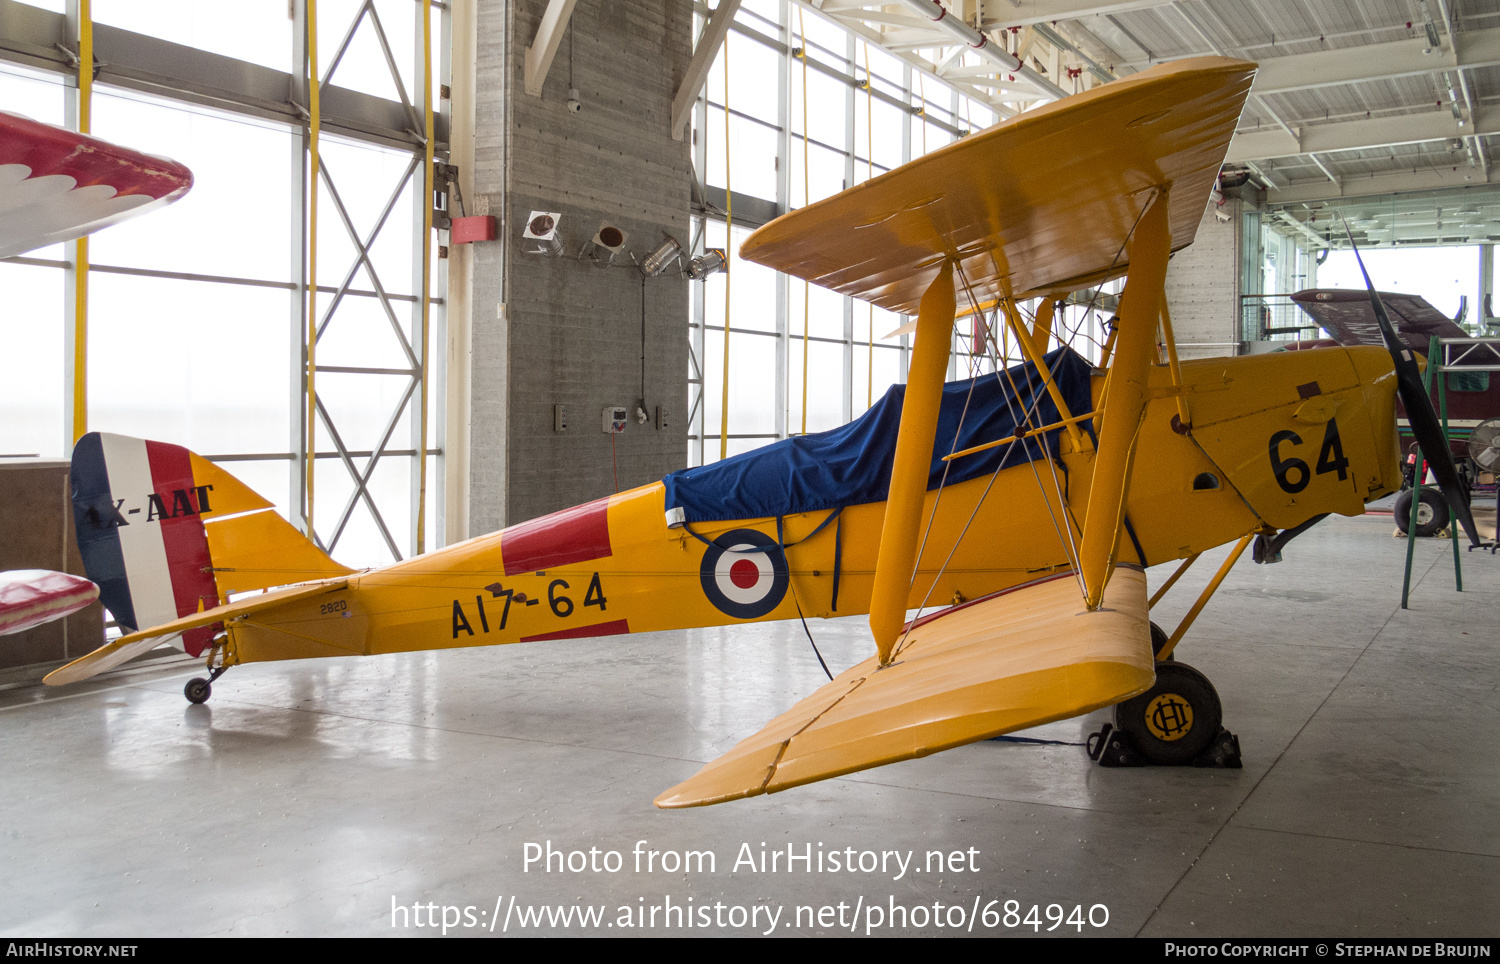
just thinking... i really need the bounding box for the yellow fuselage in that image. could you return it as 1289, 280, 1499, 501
224, 346, 1400, 667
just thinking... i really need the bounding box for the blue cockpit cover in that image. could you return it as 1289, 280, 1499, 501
663, 345, 1094, 523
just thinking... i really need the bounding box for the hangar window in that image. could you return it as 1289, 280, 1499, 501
683, 1, 1115, 467
1449, 370, 1490, 392
0, 0, 450, 569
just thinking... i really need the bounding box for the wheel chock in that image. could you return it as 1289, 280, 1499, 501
1086, 723, 1146, 767
1191, 727, 1242, 768
1086, 722, 1242, 768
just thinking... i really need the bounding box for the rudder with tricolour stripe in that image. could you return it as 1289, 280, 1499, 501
70, 432, 351, 654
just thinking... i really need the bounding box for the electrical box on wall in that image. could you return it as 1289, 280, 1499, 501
451, 215, 498, 244
656, 405, 669, 430
602, 406, 627, 434
554, 404, 569, 433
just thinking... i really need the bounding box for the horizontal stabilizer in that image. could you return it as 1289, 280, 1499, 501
655, 568, 1155, 808
44, 578, 347, 686
204, 507, 354, 594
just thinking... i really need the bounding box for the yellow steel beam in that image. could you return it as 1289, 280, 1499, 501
1077, 190, 1171, 610
870, 261, 955, 665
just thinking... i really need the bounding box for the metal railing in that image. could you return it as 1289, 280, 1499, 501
1240, 294, 1322, 345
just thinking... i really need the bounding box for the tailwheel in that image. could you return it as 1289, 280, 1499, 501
183, 665, 228, 705
1114, 662, 1222, 765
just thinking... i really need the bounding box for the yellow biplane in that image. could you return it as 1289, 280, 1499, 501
45, 57, 1483, 809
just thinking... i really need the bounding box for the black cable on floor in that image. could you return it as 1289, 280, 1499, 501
989, 735, 1088, 747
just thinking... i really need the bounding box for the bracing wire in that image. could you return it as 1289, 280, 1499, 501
968, 278, 1086, 597
890, 268, 1083, 657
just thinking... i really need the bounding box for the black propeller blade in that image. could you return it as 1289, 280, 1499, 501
1343, 220, 1485, 548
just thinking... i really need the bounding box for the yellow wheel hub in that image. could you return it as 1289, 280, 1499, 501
1144, 693, 1194, 741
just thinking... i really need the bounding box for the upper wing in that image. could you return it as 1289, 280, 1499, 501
738, 57, 1255, 314
655, 567, 1155, 808
1292, 288, 1468, 352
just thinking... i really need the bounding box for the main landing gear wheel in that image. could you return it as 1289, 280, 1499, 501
1394, 487, 1449, 538
1113, 662, 1222, 765
1149, 621, 1174, 661
184, 677, 212, 704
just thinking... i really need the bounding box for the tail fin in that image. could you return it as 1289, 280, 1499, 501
70, 432, 352, 654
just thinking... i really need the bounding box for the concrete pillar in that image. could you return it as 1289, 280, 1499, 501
469, 0, 692, 533
1163, 196, 1241, 360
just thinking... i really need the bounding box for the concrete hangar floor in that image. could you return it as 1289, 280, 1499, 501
1, 511, 1496, 938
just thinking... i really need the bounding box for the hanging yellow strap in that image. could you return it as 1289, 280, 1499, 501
416, 0, 434, 554
918, 74, 927, 155
306, 0, 322, 534
798, 8, 810, 435
70, 0, 92, 444
718, 32, 731, 462
865, 44, 874, 412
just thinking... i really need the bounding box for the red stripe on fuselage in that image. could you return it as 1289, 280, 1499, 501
520, 619, 629, 642
143, 440, 218, 656
501, 497, 613, 576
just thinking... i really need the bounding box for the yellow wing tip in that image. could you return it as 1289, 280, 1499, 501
653, 786, 760, 810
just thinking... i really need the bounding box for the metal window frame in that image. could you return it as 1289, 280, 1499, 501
689, 0, 954, 464
0, 0, 450, 567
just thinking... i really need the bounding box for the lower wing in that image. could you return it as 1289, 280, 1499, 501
656, 566, 1156, 808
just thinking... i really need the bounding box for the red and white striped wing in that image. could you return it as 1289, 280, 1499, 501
0, 111, 192, 259
0, 570, 98, 636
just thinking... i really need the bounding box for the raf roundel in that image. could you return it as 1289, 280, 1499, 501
698, 528, 788, 620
